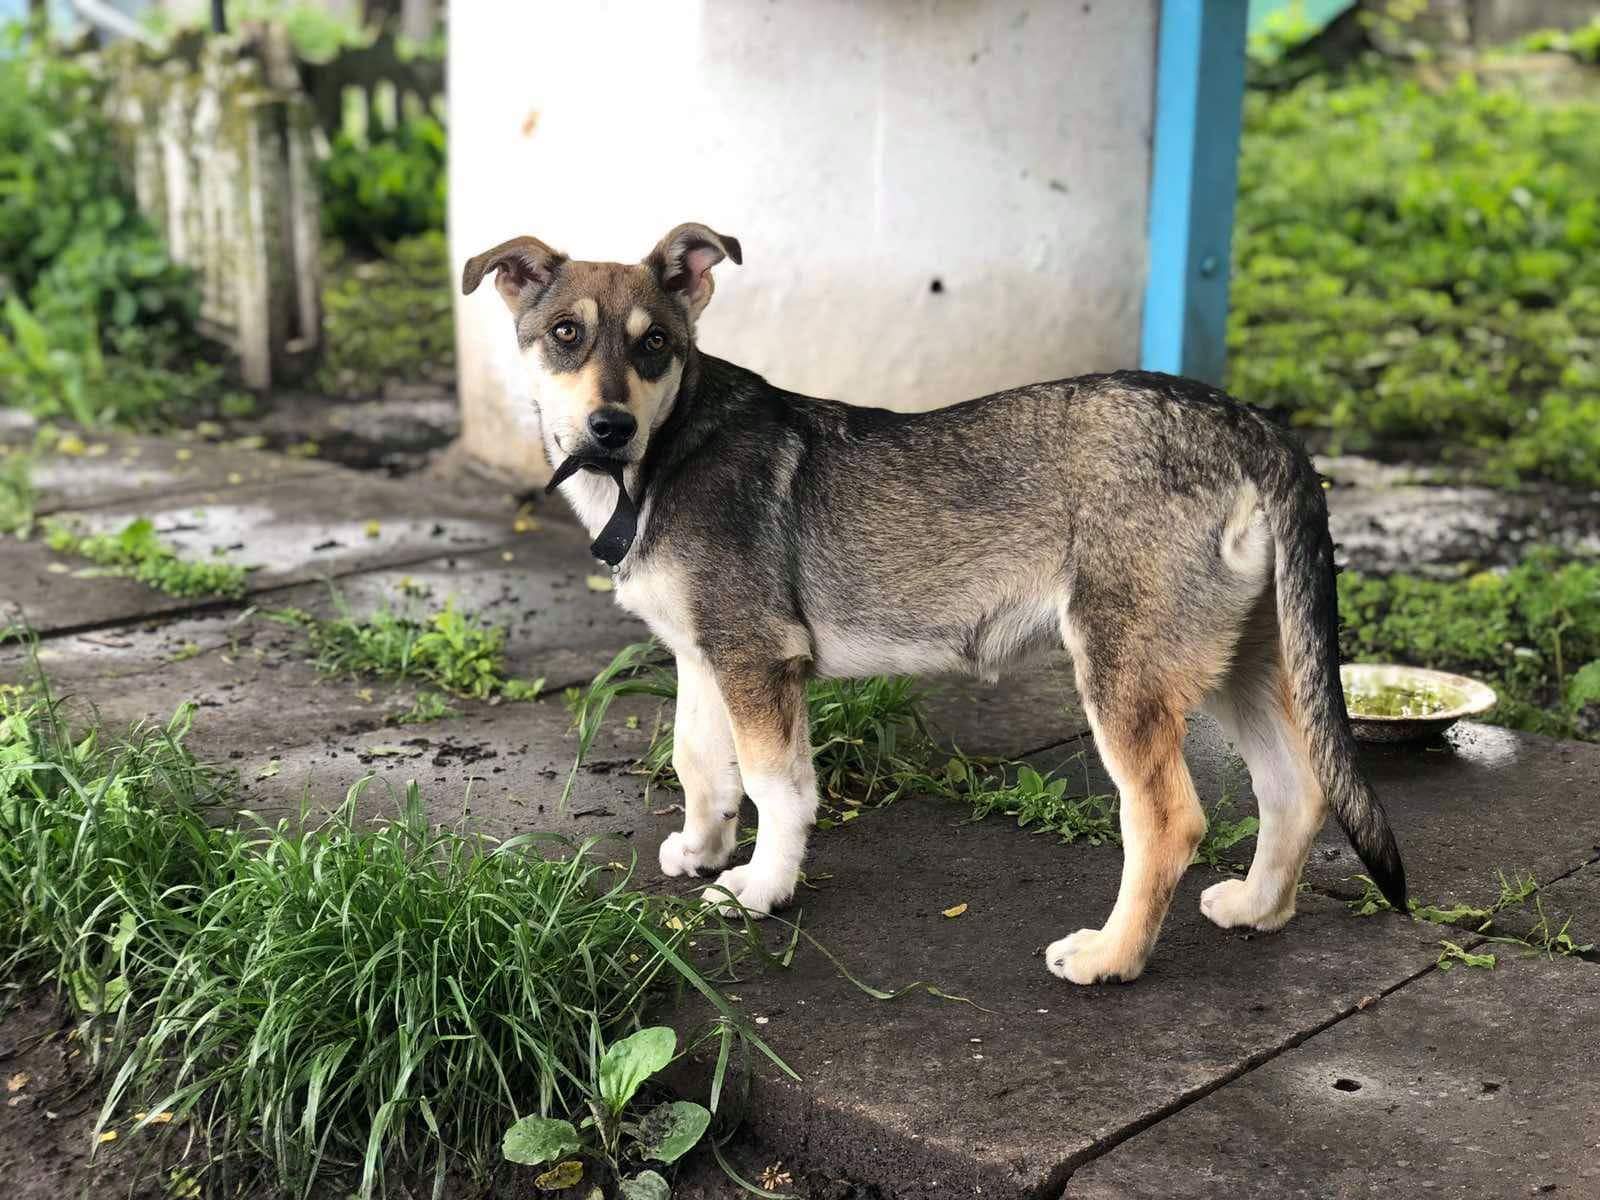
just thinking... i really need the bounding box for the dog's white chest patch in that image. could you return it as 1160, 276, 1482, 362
614, 563, 697, 656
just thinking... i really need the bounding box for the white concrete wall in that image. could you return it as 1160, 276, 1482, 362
450, 0, 1157, 485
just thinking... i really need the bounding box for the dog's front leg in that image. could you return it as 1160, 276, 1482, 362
659, 653, 740, 877
698, 656, 815, 917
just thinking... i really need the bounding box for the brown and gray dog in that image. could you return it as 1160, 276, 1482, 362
462, 223, 1407, 985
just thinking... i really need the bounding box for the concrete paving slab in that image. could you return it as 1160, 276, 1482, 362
2, 548, 649, 786
25, 433, 333, 515
228, 690, 677, 847
661, 797, 1448, 1200
4, 468, 527, 633
1028, 717, 1600, 913
920, 655, 1089, 758
1061, 953, 1600, 1199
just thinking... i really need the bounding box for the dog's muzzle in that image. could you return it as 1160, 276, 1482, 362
546, 455, 637, 567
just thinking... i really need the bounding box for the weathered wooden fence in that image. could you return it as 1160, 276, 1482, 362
101, 31, 321, 391
296, 30, 445, 141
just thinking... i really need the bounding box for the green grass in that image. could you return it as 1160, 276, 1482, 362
1230, 64, 1600, 486
1337, 552, 1600, 740
44, 516, 251, 599
315, 234, 455, 399
0, 446, 34, 537
0, 669, 770, 1199
272, 589, 544, 703
566, 642, 1265, 871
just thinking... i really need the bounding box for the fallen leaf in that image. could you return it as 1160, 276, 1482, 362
355, 687, 374, 702
534, 1159, 585, 1190
1357, 994, 1378, 1010
148, 1111, 175, 1125
364, 520, 381, 539
942, 903, 968, 918
256, 759, 281, 780
585, 575, 614, 592
175, 448, 193, 462
6, 1072, 28, 1093
98, 1130, 118, 1144
47, 562, 70, 574
57, 433, 87, 456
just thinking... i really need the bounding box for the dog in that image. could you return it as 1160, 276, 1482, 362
461, 223, 1407, 985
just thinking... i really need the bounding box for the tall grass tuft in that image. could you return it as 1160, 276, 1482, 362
0, 677, 764, 1199
566, 641, 930, 809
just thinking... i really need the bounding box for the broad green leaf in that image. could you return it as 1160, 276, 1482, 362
635, 1099, 710, 1164
618, 1170, 671, 1200
534, 1159, 585, 1190
110, 911, 137, 956
599, 1026, 675, 1113
501, 1116, 582, 1166
68, 969, 128, 1016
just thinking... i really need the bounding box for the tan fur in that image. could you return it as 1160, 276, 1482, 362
1049, 692, 1207, 984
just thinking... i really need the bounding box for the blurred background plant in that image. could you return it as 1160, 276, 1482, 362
1230, 55, 1600, 488
0, 23, 239, 426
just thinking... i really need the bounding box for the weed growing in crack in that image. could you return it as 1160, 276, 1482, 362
1192, 793, 1262, 870
43, 516, 250, 598
271, 589, 545, 705
1347, 866, 1595, 971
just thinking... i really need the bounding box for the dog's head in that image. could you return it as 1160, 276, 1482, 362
461, 223, 741, 469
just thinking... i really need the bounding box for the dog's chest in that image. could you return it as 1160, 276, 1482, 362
613, 563, 697, 656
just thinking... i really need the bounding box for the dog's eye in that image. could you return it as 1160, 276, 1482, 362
551, 321, 581, 345
643, 328, 667, 353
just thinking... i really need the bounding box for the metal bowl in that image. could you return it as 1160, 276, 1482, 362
1341, 663, 1498, 743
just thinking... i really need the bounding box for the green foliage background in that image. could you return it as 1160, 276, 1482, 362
0, 26, 238, 427
1229, 67, 1600, 486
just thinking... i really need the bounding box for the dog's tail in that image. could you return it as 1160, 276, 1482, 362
1256, 444, 1408, 913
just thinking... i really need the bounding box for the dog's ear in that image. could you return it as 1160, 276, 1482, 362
461, 236, 566, 314
644, 223, 742, 320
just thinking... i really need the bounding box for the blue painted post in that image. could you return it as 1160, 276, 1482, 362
1141, 0, 1250, 385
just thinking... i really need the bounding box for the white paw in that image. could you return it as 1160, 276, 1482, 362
1046, 927, 1145, 986
701, 863, 795, 918
1200, 877, 1294, 932
658, 828, 734, 878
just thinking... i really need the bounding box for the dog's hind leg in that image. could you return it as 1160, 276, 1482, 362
1200, 596, 1326, 931
1050, 608, 1209, 985
699, 653, 817, 917
659, 653, 741, 878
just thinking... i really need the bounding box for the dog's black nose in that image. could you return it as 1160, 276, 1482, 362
587, 407, 636, 451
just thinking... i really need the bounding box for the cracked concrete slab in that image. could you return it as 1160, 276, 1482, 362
1061, 952, 1600, 1199
228, 690, 674, 846
1, 547, 649, 769
5, 468, 526, 633
919, 655, 1088, 757
661, 796, 1447, 1200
